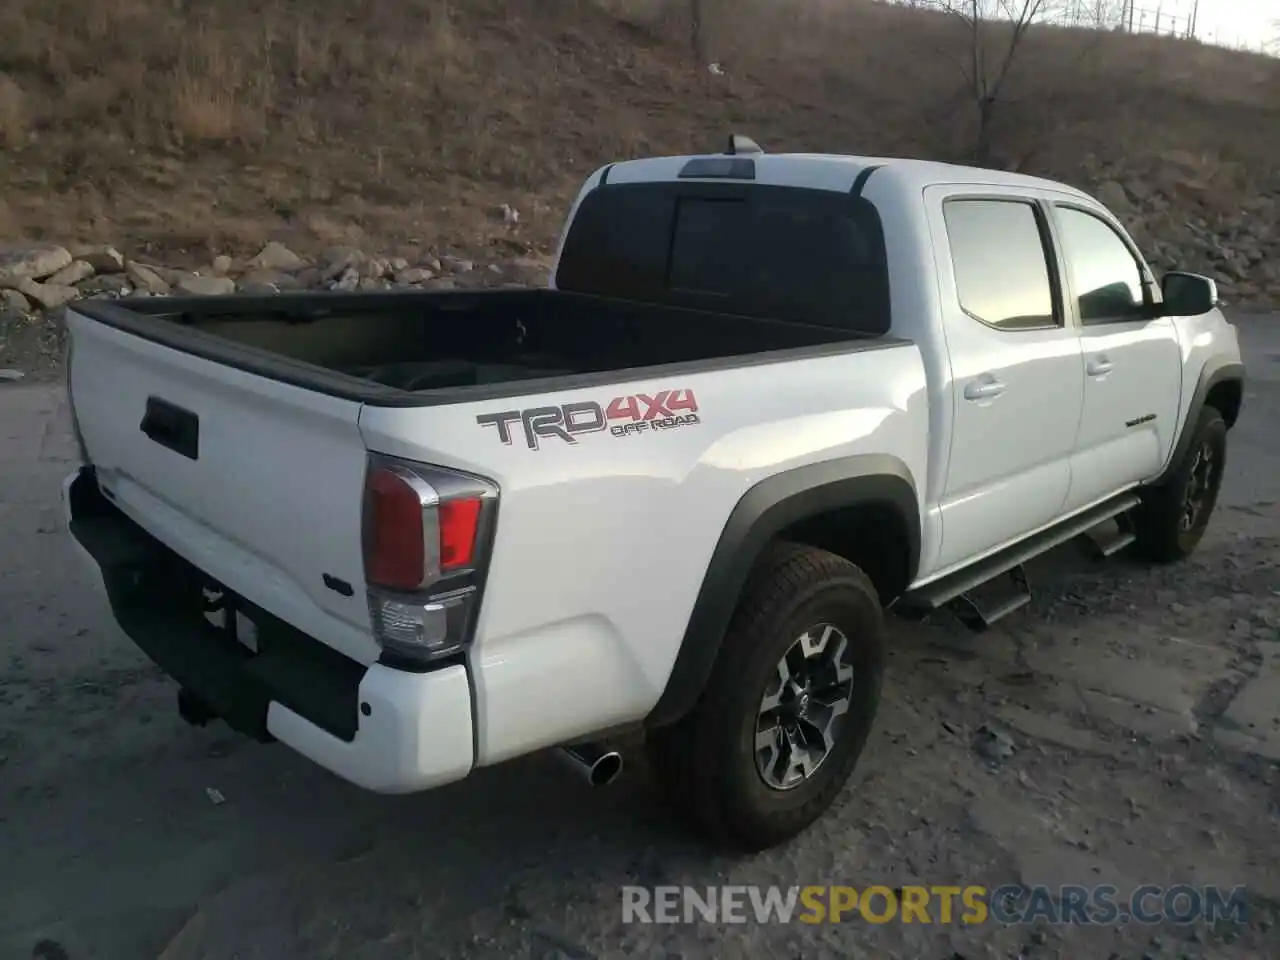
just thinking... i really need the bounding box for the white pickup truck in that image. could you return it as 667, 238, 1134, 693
62, 138, 1245, 852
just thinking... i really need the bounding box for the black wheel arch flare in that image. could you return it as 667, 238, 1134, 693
1153, 358, 1244, 487
646, 454, 920, 728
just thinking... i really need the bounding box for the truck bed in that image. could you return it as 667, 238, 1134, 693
72, 288, 880, 405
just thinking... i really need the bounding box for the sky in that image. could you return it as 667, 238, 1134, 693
901, 1, 1279, 52
1158, 0, 1278, 48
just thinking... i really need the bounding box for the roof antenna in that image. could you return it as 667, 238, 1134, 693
726, 134, 763, 156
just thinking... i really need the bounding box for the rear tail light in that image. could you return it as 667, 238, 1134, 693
362, 454, 498, 667
438, 497, 483, 570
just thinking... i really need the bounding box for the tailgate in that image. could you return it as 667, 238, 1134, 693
66, 309, 379, 665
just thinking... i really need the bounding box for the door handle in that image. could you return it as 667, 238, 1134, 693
963, 376, 1007, 401
1086, 355, 1114, 377
140, 395, 200, 460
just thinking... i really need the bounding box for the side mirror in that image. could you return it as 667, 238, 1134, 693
1161, 271, 1219, 317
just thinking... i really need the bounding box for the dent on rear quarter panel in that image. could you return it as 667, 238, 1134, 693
358, 341, 929, 764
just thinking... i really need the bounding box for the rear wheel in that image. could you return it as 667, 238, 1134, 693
645, 542, 886, 852
1132, 405, 1228, 563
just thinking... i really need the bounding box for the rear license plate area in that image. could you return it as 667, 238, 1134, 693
201, 583, 259, 653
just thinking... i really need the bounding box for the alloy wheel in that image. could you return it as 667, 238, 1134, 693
755, 624, 856, 790
1180, 440, 1217, 532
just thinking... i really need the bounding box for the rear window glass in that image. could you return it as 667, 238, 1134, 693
942, 199, 1058, 331
554, 181, 891, 335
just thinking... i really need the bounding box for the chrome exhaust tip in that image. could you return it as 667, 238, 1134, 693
555, 742, 623, 787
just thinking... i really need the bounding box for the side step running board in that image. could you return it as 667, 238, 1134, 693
897, 491, 1142, 630
950, 564, 1031, 632
1081, 512, 1137, 559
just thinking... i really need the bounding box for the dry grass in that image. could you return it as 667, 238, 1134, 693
0, 0, 1276, 264
0, 73, 25, 148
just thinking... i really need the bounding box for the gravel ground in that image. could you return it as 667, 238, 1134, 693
0, 308, 65, 384
0, 314, 1277, 960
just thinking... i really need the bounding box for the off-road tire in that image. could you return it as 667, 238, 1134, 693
1131, 405, 1228, 563
645, 542, 886, 853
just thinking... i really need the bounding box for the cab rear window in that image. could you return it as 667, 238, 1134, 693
554, 181, 891, 335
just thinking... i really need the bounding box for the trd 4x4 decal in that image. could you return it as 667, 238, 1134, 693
477, 388, 701, 450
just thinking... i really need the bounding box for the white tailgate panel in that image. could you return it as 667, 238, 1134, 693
68, 313, 379, 665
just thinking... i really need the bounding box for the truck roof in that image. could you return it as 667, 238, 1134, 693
599, 150, 1095, 203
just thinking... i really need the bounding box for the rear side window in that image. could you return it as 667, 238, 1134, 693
554, 181, 891, 335
942, 198, 1058, 331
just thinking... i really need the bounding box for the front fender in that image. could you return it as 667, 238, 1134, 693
1153, 356, 1244, 486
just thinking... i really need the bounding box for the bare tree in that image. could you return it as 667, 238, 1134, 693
926, 0, 1058, 165
668, 0, 707, 64
690, 0, 706, 62
1060, 1, 1124, 27
1088, 0, 1128, 28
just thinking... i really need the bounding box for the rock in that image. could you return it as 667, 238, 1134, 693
78, 274, 131, 296
424, 277, 458, 290
239, 280, 280, 295
295, 267, 325, 289
249, 241, 304, 273
1095, 180, 1129, 210
0, 244, 73, 287
1, 288, 31, 314
394, 267, 434, 284
212, 255, 234, 275
69, 245, 125, 273
332, 266, 360, 291
510, 256, 550, 272
440, 256, 474, 274
46, 260, 95, 286
175, 275, 236, 296
321, 244, 364, 264
390, 257, 410, 272
125, 261, 171, 294
454, 269, 498, 290
16, 277, 80, 309
358, 277, 389, 291
0, 368, 25, 381
321, 246, 365, 279
496, 203, 520, 224
241, 270, 300, 291
362, 257, 390, 281
145, 264, 194, 286
1126, 179, 1153, 202
506, 257, 551, 286
972, 723, 1015, 763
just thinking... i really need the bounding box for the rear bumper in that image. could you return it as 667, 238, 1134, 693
62, 467, 474, 793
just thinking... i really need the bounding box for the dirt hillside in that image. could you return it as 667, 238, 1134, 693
0, 0, 1278, 281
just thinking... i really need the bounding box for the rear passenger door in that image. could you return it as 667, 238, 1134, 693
1048, 202, 1183, 512
925, 188, 1085, 572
